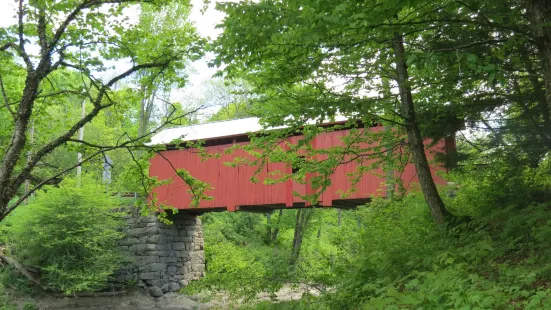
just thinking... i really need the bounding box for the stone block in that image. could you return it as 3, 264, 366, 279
142, 263, 166, 272
148, 251, 169, 257
161, 283, 169, 293
159, 256, 177, 263
146, 279, 163, 287
169, 282, 180, 292
190, 251, 203, 261
172, 274, 183, 281
142, 226, 161, 235
135, 256, 159, 266
139, 272, 159, 280
192, 264, 205, 272
148, 286, 163, 298
127, 228, 142, 238
172, 242, 186, 250
145, 244, 158, 251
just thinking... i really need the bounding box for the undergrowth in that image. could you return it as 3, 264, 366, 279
239, 162, 551, 309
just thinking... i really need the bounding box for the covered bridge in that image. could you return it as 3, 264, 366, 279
148, 117, 453, 213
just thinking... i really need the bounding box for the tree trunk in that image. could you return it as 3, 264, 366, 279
271, 209, 283, 242
0, 73, 41, 215
290, 209, 313, 265
0, 250, 49, 291
525, 0, 551, 116
25, 121, 35, 204
266, 213, 272, 243
382, 78, 396, 198
392, 34, 449, 226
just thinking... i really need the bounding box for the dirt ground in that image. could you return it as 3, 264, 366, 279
5, 284, 319, 309
6, 288, 200, 310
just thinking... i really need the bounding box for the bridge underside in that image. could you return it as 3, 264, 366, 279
178, 198, 371, 214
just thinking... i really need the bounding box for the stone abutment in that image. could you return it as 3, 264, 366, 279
113, 209, 205, 297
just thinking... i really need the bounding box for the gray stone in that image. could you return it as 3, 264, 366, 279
148, 251, 169, 257
161, 283, 169, 293
127, 228, 142, 237
148, 286, 163, 298
192, 264, 205, 272
159, 256, 177, 263
136, 256, 159, 265
146, 279, 163, 287
172, 242, 186, 250
169, 282, 180, 292
139, 272, 159, 280
136, 244, 147, 253
141, 263, 166, 272
146, 235, 166, 244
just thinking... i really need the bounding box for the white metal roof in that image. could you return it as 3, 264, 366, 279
148, 116, 350, 145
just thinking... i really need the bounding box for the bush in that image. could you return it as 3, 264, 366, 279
319, 197, 551, 309
2, 176, 125, 294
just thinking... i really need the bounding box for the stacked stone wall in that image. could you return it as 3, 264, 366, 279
113, 209, 205, 296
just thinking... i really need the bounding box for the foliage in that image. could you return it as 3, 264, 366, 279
184, 157, 551, 309
184, 212, 287, 300
210, 0, 551, 225
292, 166, 551, 309
1, 176, 125, 294
0, 284, 16, 310
0, 0, 203, 221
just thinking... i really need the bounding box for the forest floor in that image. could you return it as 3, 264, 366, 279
3, 284, 317, 309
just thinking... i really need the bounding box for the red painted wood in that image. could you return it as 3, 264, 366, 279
149, 127, 451, 212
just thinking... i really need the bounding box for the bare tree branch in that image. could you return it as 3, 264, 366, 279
17, 0, 33, 70
11, 60, 177, 191
2, 104, 204, 220
0, 75, 16, 121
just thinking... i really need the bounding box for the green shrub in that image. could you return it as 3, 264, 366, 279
0, 283, 16, 310
22, 302, 38, 310
3, 176, 125, 294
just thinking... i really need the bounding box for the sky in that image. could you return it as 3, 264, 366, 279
0, 0, 225, 99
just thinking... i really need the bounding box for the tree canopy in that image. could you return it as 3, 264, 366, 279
0, 0, 203, 221
212, 0, 551, 224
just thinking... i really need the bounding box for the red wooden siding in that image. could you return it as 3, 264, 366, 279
149, 126, 451, 212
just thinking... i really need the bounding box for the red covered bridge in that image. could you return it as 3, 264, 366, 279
148, 118, 453, 213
